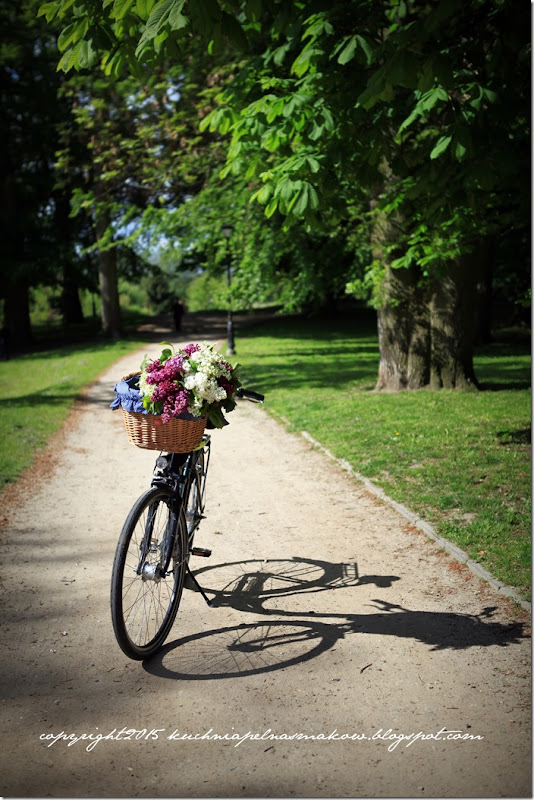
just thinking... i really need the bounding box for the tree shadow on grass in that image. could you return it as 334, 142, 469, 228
496, 428, 531, 446
0, 391, 79, 409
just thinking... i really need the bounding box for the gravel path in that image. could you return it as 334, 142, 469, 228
0, 331, 531, 798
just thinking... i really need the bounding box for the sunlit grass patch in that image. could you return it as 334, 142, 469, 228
0, 339, 144, 487
237, 315, 531, 598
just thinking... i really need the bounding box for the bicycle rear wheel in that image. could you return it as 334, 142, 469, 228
183, 446, 209, 544
111, 486, 187, 660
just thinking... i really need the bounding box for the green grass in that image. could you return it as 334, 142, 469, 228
236, 314, 531, 599
0, 314, 530, 600
0, 339, 144, 487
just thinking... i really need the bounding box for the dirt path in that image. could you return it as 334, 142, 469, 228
0, 334, 531, 798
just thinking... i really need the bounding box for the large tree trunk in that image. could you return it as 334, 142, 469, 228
375, 264, 430, 391
376, 258, 480, 392
95, 206, 122, 339
370, 168, 481, 393
475, 238, 494, 345
1, 160, 33, 346
371, 174, 430, 391
428, 254, 479, 390
2, 279, 32, 347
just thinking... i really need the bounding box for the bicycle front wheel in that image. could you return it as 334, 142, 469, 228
111, 486, 187, 660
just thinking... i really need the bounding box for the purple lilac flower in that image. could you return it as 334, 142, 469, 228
161, 355, 184, 378
150, 380, 177, 403
182, 343, 200, 357
161, 389, 190, 423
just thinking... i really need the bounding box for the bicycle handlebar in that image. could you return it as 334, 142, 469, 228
236, 387, 265, 403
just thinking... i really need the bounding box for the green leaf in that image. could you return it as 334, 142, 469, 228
291, 184, 309, 216
207, 406, 227, 429
454, 140, 466, 160
337, 36, 357, 65
302, 12, 334, 40
113, 0, 136, 19
37, 1, 61, 22
261, 128, 282, 151
430, 134, 452, 159
291, 44, 319, 77
272, 43, 290, 66
309, 121, 323, 141
250, 183, 272, 204
141, 0, 185, 42
217, 111, 233, 136
58, 36, 98, 71
77, 38, 98, 69
266, 97, 285, 123
321, 107, 334, 131
264, 197, 278, 218
168, 6, 189, 31
355, 35, 373, 65
57, 19, 89, 51
307, 183, 319, 210
277, 178, 302, 202
135, 0, 157, 19
482, 88, 498, 103
397, 87, 448, 135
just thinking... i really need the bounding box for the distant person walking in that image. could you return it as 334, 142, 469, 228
172, 297, 186, 333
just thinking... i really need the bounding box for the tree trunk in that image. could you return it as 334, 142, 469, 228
1, 161, 33, 346
429, 254, 480, 390
54, 190, 84, 325
370, 168, 481, 393
2, 278, 33, 347
475, 238, 494, 344
371, 173, 430, 391
375, 264, 430, 391
95, 207, 122, 339
61, 270, 84, 324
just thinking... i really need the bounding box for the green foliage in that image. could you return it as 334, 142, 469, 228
43, 0, 530, 230
37, 0, 530, 364
186, 272, 226, 311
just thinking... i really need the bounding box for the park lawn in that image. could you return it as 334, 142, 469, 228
0, 339, 144, 488
236, 314, 531, 600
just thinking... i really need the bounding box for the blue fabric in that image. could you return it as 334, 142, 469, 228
110, 375, 147, 414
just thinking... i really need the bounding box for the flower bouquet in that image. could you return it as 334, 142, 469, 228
111, 342, 241, 452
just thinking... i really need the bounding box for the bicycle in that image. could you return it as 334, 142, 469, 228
110, 387, 265, 660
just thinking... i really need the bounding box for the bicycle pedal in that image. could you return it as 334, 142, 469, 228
191, 547, 212, 557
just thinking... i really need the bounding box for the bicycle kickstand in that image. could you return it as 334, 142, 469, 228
185, 566, 213, 607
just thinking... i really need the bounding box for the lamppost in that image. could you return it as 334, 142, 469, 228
222, 224, 236, 355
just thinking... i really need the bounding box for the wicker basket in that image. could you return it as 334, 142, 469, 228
121, 409, 207, 453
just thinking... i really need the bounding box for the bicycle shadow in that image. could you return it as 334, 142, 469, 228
193, 556, 400, 613
143, 557, 528, 680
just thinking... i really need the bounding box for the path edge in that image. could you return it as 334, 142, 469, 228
297, 430, 531, 613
